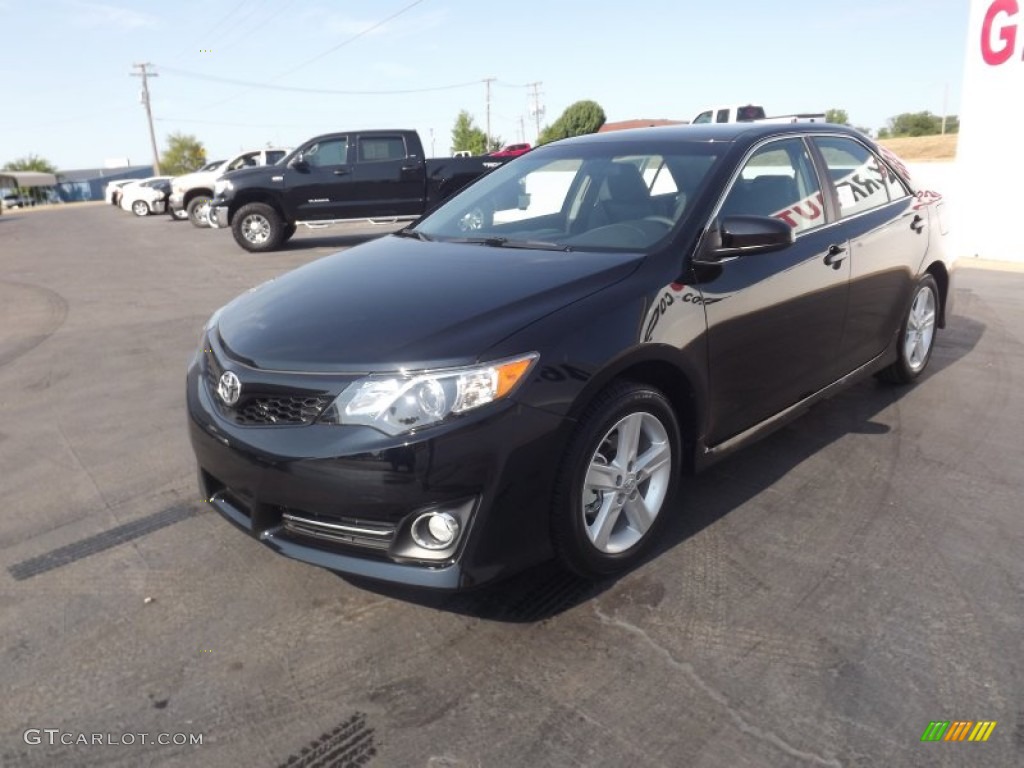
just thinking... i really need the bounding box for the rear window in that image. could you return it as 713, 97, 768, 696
736, 106, 766, 121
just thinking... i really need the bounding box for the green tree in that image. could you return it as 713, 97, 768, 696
825, 108, 849, 125
881, 111, 958, 138
3, 154, 57, 173
161, 133, 206, 176
538, 100, 606, 145
450, 111, 501, 155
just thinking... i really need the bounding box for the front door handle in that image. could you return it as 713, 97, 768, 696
333, 168, 351, 176
911, 214, 926, 233
400, 164, 420, 172
824, 243, 846, 269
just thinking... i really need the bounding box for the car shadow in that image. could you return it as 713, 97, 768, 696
281, 228, 405, 252
337, 313, 986, 622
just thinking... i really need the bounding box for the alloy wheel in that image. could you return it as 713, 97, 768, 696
581, 411, 672, 554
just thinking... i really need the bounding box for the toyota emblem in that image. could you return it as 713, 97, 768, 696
217, 371, 241, 406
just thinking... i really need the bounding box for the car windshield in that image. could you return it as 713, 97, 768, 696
414, 140, 722, 252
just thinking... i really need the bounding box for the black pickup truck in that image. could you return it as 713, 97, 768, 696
209, 129, 507, 252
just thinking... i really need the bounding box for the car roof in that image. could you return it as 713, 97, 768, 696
564, 122, 862, 146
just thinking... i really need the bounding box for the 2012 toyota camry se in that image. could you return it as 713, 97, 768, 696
187, 123, 955, 590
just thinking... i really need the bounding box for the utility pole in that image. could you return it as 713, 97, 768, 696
941, 82, 948, 135
528, 82, 544, 144
131, 62, 161, 174
483, 77, 496, 151
519, 115, 526, 144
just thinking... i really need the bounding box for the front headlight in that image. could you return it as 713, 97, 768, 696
214, 179, 233, 196
320, 353, 538, 435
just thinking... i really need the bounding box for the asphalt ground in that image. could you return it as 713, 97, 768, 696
0, 204, 1021, 768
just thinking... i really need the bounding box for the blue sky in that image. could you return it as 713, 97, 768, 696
0, 0, 970, 171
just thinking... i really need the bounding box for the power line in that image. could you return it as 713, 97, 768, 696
276, 0, 427, 78
158, 66, 479, 95
198, 0, 429, 111
154, 116, 310, 129
130, 63, 161, 174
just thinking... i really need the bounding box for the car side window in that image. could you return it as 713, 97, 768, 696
719, 138, 825, 235
716, 109, 730, 123
304, 138, 349, 167
266, 150, 286, 164
358, 137, 407, 163
693, 111, 712, 124
813, 136, 893, 218
228, 152, 259, 171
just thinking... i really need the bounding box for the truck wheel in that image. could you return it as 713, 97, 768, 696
187, 196, 213, 228
131, 200, 150, 217
232, 203, 285, 253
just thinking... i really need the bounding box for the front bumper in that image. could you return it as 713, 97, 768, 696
210, 205, 229, 229
186, 340, 566, 590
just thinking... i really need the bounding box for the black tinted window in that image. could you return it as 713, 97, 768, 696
358, 137, 407, 162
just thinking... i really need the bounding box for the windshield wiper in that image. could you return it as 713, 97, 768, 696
393, 229, 432, 241
449, 236, 572, 252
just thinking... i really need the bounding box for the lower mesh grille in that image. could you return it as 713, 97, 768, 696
282, 513, 396, 551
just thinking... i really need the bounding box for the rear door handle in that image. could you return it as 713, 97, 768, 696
824, 243, 846, 269
400, 164, 420, 172
333, 168, 351, 176
911, 214, 925, 233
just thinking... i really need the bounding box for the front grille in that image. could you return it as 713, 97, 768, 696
233, 395, 331, 425
281, 512, 396, 551
204, 348, 332, 426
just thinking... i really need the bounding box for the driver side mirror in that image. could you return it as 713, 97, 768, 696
289, 154, 309, 172
699, 215, 794, 261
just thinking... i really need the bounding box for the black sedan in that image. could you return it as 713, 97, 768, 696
187, 123, 955, 590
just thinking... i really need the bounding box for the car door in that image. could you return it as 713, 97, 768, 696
347, 134, 425, 218
810, 136, 928, 372
286, 135, 353, 221
698, 137, 851, 444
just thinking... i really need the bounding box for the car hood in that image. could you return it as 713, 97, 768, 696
216, 236, 643, 372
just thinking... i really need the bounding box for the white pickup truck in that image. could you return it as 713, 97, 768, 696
690, 105, 826, 125
169, 147, 289, 228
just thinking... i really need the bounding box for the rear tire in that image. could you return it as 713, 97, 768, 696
187, 196, 213, 228
231, 203, 285, 253
878, 274, 939, 384
551, 381, 681, 579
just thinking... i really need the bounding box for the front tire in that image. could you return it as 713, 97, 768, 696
187, 196, 212, 228
131, 200, 149, 217
878, 274, 939, 384
551, 382, 681, 579
231, 203, 285, 253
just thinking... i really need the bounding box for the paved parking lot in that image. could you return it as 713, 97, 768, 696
1, 204, 1021, 767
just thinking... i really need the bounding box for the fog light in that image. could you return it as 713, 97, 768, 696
411, 511, 460, 550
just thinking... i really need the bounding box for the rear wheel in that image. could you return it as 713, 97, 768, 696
551, 382, 680, 579
878, 274, 939, 384
231, 203, 285, 253
131, 200, 149, 217
187, 196, 213, 228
